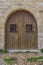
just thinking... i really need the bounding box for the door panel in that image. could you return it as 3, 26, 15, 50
16, 12, 26, 49
5, 10, 38, 50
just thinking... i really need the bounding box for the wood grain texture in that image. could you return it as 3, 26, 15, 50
5, 10, 38, 50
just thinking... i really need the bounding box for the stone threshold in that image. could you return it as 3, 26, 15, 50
8, 50, 40, 53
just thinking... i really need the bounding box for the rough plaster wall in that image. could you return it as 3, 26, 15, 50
0, 0, 43, 49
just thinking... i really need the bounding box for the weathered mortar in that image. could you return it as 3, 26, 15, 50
0, 0, 43, 49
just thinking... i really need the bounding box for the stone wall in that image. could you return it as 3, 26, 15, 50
0, 0, 43, 49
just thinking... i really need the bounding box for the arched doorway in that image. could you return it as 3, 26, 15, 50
5, 10, 38, 50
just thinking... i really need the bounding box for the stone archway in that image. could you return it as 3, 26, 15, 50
5, 10, 38, 50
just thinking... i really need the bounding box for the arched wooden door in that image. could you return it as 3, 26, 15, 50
5, 10, 38, 50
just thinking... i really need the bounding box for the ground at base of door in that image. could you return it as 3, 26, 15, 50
0, 52, 43, 65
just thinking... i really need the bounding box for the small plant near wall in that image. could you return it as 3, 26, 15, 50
4, 57, 18, 65
40, 49, 43, 53
0, 49, 9, 53
27, 56, 43, 62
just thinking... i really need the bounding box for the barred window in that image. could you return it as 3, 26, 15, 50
26, 24, 32, 32
10, 24, 17, 32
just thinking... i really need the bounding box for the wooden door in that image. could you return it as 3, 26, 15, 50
5, 10, 38, 50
